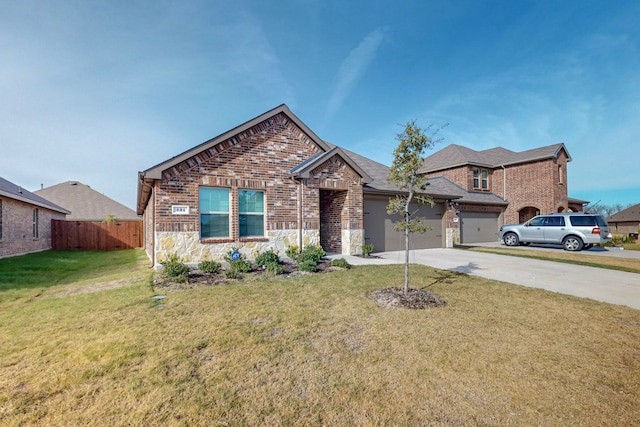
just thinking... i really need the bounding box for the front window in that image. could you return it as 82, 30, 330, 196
482, 169, 488, 189
199, 187, 230, 238
239, 190, 264, 237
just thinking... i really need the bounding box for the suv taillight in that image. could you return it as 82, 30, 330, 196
592, 227, 601, 234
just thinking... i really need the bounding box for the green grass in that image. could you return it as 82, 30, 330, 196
1, 250, 639, 426
0, 250, 149, 291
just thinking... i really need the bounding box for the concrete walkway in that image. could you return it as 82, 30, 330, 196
329, 247, 640, 310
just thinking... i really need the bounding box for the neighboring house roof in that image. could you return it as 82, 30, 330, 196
421, 143, 572, 173
568, 197, 590, 206
0, 176, 69, 214
338, 147, 466, 200
340, 146, 504, 204
35, 181, 139, 221
607, 203, 640, 223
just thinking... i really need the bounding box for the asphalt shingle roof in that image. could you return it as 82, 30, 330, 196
35, 181, 139, 221
607, 203, 640, 222
333, 146, 505, 204
0, 176, 69, 214
421, 143, 571, 172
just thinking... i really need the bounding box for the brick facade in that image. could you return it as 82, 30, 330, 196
142, 111, 365, 265
427, 148, 571, 226
0, 196, 66, 258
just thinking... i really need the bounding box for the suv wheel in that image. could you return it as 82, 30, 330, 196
503, 232, 520, 246
563, 236, 584, 251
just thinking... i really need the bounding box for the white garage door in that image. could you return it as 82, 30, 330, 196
460, 211, 500, 243
364, 196, 444, 252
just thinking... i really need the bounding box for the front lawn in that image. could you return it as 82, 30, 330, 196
1, 250, 639, 425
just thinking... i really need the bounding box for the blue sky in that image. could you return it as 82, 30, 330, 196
1, 0, 638, 211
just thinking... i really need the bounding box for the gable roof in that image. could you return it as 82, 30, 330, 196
138, 105, 363, 214
290, 146, 372, 183
0, 176, 69, 214
141, 104, 331, 181
607, 203, 640, 222
421, 143, 572, 173
35, 181, 138, 221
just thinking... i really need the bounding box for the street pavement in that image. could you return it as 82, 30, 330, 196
329, 244, 640, 310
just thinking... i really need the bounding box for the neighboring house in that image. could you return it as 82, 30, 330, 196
606, 203, 640, 235
0, 176, 69, 258
35, 181, 139, 221
137, 104, 463, 266
421, 143, 582, 243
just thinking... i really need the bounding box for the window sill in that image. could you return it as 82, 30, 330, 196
200, 238, 234, 244
239, 237, 268, 243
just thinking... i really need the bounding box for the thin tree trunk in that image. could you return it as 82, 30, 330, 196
404, 215, 409, 295
404, 191, 413, 295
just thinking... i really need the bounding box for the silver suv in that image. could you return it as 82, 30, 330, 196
499, 212, 612, 251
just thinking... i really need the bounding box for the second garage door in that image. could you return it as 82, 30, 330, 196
460, 211, 499, 243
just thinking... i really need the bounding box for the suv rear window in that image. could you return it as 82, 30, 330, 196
595, 215, 608, 226
568, 216, 597, 226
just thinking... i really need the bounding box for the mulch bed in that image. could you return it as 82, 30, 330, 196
368, 287, 447, 310
153, 259, 337, 291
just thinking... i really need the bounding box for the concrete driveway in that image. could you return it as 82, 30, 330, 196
332, 246, 640, 310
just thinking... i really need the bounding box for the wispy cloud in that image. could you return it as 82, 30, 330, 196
326, 27, 388, 119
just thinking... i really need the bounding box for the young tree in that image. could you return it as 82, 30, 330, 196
387, 120, 444, 295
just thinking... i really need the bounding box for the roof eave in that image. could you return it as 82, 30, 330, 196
141, 104, 330, 180
0, 190, 70, 215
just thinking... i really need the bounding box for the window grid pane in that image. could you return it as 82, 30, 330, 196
239, 190, 264, 213
239, 190, 264, 237
199, 187, 230, 238
200, 188, 229, 213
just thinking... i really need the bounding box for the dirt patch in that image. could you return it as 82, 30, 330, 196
50, 275, 146, 298
368, 287, 447, 310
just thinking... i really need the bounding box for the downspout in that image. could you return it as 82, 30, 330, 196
501, 165, 506, 201
139, 176, 155, 267
501, 165, 506, 226
289, 175, 303, 250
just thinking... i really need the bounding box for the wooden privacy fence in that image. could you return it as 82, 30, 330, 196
52, 220, 143, 250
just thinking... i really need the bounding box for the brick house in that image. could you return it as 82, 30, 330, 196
607, 203, 640, 235
421, 143, 580, 243
137, 105, 463, 266
0, 176, 69, 258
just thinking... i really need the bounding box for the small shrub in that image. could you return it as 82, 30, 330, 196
331, 258, 352, 269
362, 243, 374, 257
224, 249, 252, 273
160, 253, 190, 283
265, 262, 286, 275
198, 260, 221, 274
255, 249, 280, 266
230, 258, 251, 273
297, 245, 326, 264
285, 245, 300, 260
225, 269, 243, 280
299, 259, 318, 273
